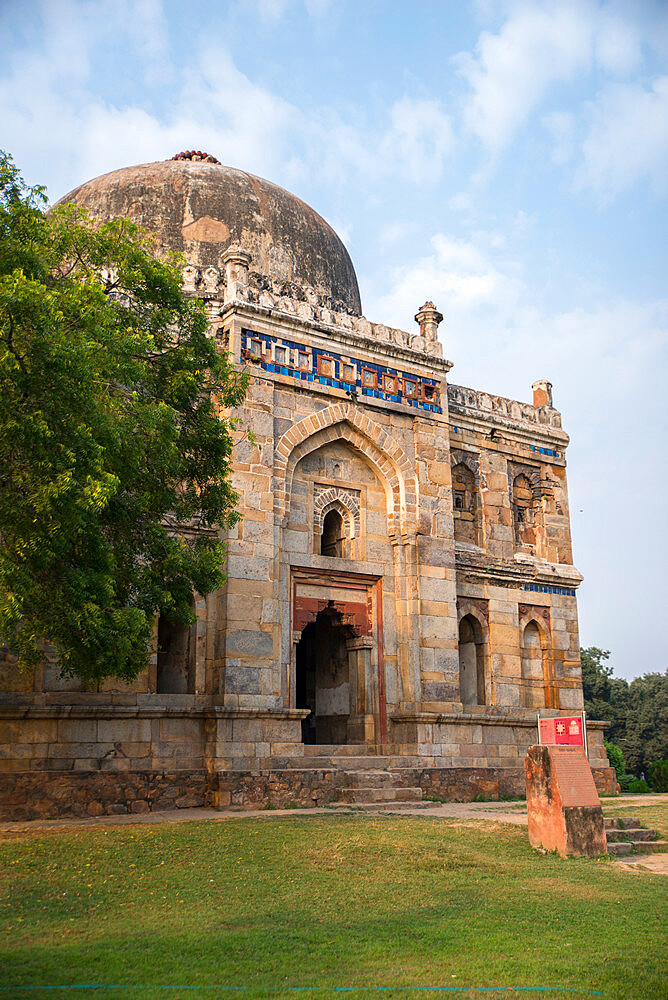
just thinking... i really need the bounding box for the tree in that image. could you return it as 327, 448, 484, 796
581, 645, 668, 777
0, 153, 247, 685
623, 672, 668, 776
580, 646, 627, 744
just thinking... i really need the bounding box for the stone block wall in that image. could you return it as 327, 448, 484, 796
389, 711, 609, 770
0, 770, 211, 821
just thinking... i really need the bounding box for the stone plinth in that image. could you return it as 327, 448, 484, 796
525, 744, 607, 858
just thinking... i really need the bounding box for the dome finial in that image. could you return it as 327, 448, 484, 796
170, 150, 220, 164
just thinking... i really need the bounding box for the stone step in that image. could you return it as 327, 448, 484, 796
343, 770, 394, 788
355, 800, 438, 811
607, 827, 657, 843
271, 755, 393, 770
604, 816, 640, 830
386, 756, 433, 768
287, 744, 376, 757
337, 786, 424, 804
607, 842, 635, 856
607, 839, 667, 856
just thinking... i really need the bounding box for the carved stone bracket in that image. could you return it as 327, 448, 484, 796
519, 604, 551, 628
457, 596, 489, 622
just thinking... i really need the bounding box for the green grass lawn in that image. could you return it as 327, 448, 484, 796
1, 812, 666, 1000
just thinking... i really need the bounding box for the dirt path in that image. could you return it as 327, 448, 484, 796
2, 793, 663, 839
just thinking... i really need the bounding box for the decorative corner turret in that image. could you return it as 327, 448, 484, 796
532, 379, 553, 408
414, 301, 444, 343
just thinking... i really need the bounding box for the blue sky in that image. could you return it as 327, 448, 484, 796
2, 0, 667, 680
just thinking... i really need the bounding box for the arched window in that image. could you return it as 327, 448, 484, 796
521, 620, 543, 708
458, 614, 486, 705
321, 509, 344, 557
452, 463, 479, 545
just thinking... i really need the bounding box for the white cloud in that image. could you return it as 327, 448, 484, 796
0, 7, 457, 203
456, 3, 668, 202
576, 76, 668, 200
456, 2, 593, 154
380, 98, 455, 183
378, 221, 415, 250
253, 0, 291, 23
542, 109, 576, 165
367, 228, 666, 399
368, 231, 523, 336
594, 6, 643, 75
303, 0, 332, 15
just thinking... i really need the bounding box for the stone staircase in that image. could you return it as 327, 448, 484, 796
337, 769, 423, 805
269, 743, 427, 807
605, 816, 667, 856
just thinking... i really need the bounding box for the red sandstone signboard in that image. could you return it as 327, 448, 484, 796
525, 745, 607, 857
538, 714, 586, 747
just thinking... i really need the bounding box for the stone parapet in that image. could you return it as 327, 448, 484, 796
390, 712, 610, 768
188, 268, 447, 361
1, 702, 609, 775
448, 383, 565, 433
0, 704, 306, 774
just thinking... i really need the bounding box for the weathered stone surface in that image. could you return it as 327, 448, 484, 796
56, 161, 362, 314
226, 630, 274, 657
225, 668, 261, 694
0, 770, 211, 821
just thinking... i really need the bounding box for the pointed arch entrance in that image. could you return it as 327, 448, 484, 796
292, 570, 385, 746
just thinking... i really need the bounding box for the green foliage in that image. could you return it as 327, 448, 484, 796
648, 760, 668, 793
581, 646, 667, 777
0, 152, 247, 684
604, 741, 626, 782
623, 672, 668, 777
627, 778, 650, 794
581, 646, 627, 744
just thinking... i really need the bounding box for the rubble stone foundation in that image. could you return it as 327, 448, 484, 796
0, 763, 615, 821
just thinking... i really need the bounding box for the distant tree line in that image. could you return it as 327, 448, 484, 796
581, 647, 667, 777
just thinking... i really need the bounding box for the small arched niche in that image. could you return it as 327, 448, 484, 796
321, 508, 344, 557
512, 473, 536, 551
521, 619, 544, 707
458, 614, 486, 705
452, 462, 480, 545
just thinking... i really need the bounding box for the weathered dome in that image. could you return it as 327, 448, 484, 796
56, 158, 362, 313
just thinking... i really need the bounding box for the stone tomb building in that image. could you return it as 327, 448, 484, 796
0, 155, 614, 818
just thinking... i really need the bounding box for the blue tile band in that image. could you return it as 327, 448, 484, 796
523, 583, 576, 597
242, 329, 443, 414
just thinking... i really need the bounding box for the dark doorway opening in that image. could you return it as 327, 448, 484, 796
320, 509, 344, 557
295, 608, 351, 744
157, 614, 195, 694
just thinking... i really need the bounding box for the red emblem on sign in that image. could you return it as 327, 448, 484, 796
539, 716, 585, 747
